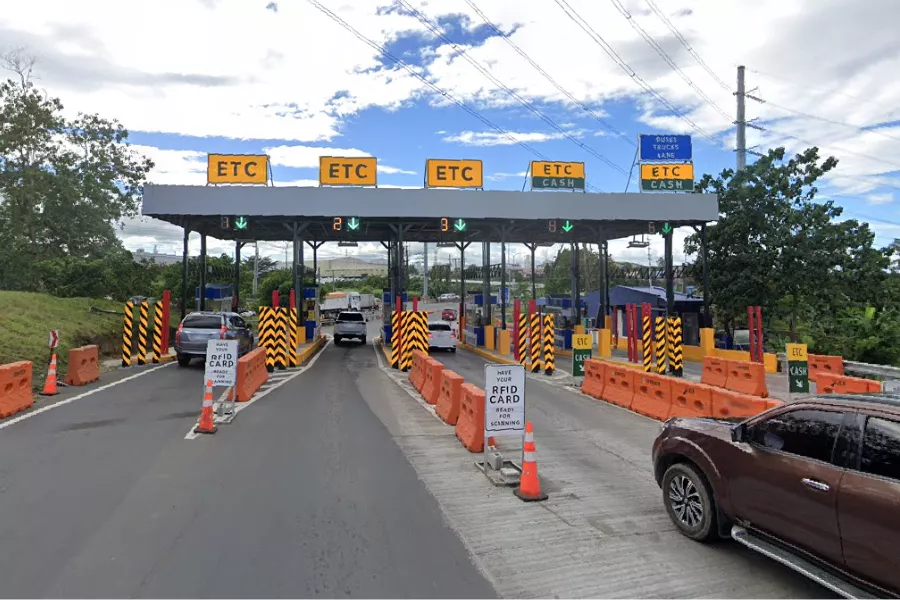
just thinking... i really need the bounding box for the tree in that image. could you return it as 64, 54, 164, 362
684, 147, 890, 340
0, 50, 153, 291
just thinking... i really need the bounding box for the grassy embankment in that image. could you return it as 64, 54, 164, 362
0, 291, 178, 385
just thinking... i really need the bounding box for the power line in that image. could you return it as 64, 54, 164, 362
643, 0, 730, 91
394, 0, 630, 182
462, 0, 635, 148
756, 98, 900, 145
744, 66, 899, 114
608, 0, 732, 123
552, 0, 719, 144
303, 0, 578, 186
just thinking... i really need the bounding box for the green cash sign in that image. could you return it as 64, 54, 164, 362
572, 334, 592, 377
786, 343, 810, 394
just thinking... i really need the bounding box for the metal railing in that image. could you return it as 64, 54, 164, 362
776, 353, 900, 381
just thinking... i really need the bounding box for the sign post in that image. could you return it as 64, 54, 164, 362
480, 363, 526, 486
571, 333, 592, 377
205, 339, 239, 422
786, 343, 810, 396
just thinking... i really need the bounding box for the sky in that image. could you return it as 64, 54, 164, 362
3, 0, 900, 272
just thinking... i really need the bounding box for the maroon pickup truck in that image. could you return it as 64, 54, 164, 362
653, 393, 900, 599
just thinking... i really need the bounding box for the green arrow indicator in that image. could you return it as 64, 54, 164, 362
661, 222, 673, 235
347, 217, 360, 231
454, 218, 466, 232
561, 220, 574, 232
234, 216, 248, 230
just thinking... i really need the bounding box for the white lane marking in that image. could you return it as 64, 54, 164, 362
0, 363, 175, 431
372, 343, 444, 422
184, 338, 332, 439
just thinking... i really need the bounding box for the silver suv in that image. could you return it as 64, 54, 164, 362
175, 312, 254, 367
333, 311, 366, 345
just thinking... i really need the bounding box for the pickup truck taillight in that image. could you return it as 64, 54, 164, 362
175, 323, 183, 345
220, 325, 228, 339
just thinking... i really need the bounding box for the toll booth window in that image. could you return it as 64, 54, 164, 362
337, 312, 364, 322
183, 315, 224, 329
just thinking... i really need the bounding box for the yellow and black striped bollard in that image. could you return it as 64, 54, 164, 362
529, 311, 542, 373
542, 313, 555, 375
288, 306, 300, 367
121, 300, 135, 367
152, 300, 165, 363
654, 316, 667, 375
420, 312, 430, 354
259, 306, 276, 372
641, 310, 653, 373
400, 311, 413, 371
517, 313, 528, 366
390, 309, 401, 369
274, 307, 288, 370
137, 299, 150, 366
666, 316, 676, 374
672, 317, 684, 377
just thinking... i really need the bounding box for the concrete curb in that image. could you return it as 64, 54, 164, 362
298, 335, 327, 365
459, 343, 520, 366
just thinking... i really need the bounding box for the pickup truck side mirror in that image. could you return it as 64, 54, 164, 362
731, 423, 745, 443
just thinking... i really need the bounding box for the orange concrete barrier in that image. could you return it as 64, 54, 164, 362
455, 383, 485, 453
409, 350, 428, 392
64, 345, 100, 386
630, 373, 673, 421
817, 373, 881, 394
436, 369, 464, 425
0, 361, 34, 419
601, 366, 635, 409
711, 388, 773, 420
808, 354, 844, 383
700, 357, 728, 388
421, 358, 444, 405
235, 347, 268, 402
669, 381, 714, 418
580, 359, 605, 400
724, 360, 769, 398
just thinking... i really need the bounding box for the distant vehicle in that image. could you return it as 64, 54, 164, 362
438, 293, 459, 302
428, 321, 456, 352
441, 308, 457, 321
333, 311, 367, 345
652, 393, 900, 598
174, 312, 254, 367
320, 291, 376, 320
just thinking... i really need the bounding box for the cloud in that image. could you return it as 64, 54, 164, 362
443, 131, 567, 146
487, 171, 527, 181
265, 144, 414, 174
865, 192, 894, 205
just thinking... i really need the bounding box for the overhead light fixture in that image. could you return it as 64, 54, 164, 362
338, 241, 359, 247
436, 242, 456, 248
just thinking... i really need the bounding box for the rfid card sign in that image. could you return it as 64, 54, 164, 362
639, 134, 692, 161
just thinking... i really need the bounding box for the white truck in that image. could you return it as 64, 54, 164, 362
320, 291, 376, 320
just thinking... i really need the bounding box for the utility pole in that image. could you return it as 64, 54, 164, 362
423, 242, 429, 299
734, 65, 765, 170
253, 242, 259, 294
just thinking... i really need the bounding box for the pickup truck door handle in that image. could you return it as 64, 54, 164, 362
801, 478, 830, 492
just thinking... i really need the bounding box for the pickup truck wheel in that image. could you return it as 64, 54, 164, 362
662, 463, 718, 542
360, 336, 367, 345
334, 336, 341, 345
176, 353, 191, 367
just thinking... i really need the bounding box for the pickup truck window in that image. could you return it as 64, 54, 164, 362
750, 409, 844, 463
860, 417, 900, 482
337, 312, 364, 322
428, 323, 452, 331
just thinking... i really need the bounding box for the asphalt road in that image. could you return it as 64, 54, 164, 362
0, 340, 495, 598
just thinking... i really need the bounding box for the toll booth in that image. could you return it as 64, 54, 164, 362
303, 286, 318, 340
596, 286, 704, 346
382, 290, 408, 343
463, 291, 496, 346
195, 283, 233, 312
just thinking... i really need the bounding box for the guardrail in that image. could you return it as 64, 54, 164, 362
775, 352, 900, 381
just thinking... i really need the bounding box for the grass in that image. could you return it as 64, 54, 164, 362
0, 291, 178, 384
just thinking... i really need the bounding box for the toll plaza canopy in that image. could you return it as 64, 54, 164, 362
141, 185, 719, 243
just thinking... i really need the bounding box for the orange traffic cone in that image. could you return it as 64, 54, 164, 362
41, 353, 59, 396
194, 380, 218, 434
514, 421, 548, 502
